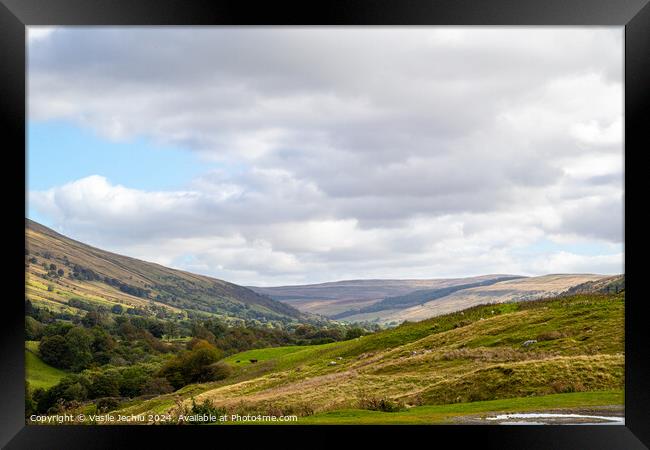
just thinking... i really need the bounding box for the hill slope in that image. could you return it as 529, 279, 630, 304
25, 219, 302, 324
249, 274, 522, 318
336, 274, 611, 324
252, 274, 612, 324
116, 291, 624, 423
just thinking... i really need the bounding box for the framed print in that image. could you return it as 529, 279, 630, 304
1, 0, 648, 448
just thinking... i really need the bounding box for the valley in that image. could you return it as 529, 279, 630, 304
24, 219, 625, 425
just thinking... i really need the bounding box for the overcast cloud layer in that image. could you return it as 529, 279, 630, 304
28, 27, 624, 285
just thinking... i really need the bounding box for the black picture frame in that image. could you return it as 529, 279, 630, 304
2, 0, 648, 448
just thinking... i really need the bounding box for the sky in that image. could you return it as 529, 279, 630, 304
27, 27, 624, 286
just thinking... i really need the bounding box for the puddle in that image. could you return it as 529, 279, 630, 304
484, 413, 624, 425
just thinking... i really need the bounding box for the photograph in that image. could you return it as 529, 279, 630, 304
22, 26, 627, 427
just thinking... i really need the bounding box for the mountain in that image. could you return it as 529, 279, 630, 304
252, 273, 613, 324
331, 275, 524, 319
344, 274, 612, 324
25, 219, 302, 324
560, 275, 625, 296
248, 274, 519, 318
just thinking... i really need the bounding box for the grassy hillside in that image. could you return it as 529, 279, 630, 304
25, 341, 67, 390
114, 292, 624, 423
25, 219, 302, 325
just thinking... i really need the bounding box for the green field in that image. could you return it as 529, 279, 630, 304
265, 391, 624, 424
113, 293, 624, 423
223, 346, 313, 366
25, 341, 66, 390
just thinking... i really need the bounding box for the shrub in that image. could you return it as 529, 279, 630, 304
34, 374, 92, 413
159, 341, 224, 389
25, 316, 44, 340
189, 398, 225, 423
537, 330, 565, 341
356, 389, 405, 412
358, 396, 405, 412
140, 377, 174, 395
64, 327, 94, 371
88, 371, 121, 398
119, 366, 152, 397
39, 335, 68, 368
96, 397, 122, 413
202, 361, 232, 382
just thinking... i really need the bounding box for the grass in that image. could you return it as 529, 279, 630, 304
296, 390, 623, 424
223, 346, 312, 366
25, 341, 66, 390
112, 293, 624, 423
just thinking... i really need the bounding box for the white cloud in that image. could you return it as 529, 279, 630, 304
28, 28, 624, 284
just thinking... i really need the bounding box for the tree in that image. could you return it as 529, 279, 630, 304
90, 327, 117, 365
345, 327, 366, 340
49, 263, 57, 271
63, 382, 88, 402
34, 374, 91, 413
64, 327, 94, 371
190, 323, 216, 344
25, 316, 44, 340
119, 366, 151, 397
81, 311, 103, 328
147, 321, 165, 339
159, 341, 224, 389
140, 377, 174, 395
25, 299, 34, 316
57, 269, 65, 277
201, 361, 232, 382
111, 304, 124, 315
88, 370, 121, 398
39, 335, 68, 369
203, 319, 227, 339
43, 321, 74, 337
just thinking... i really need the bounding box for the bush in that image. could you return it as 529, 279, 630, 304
140, 377, 174, 395
64, 327, 94, 371
189, 398, 225, 423
39, 335, 68, 368
202, 361, 232, 382
357, 390, 405, 412
119, 366, 152, 397
34, 374, 91, 413
159, 341, 225, 389
88, 371, 121, 398
537, 330, 565, 341
96, 397, 122, 413
25, 316, 44, 340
